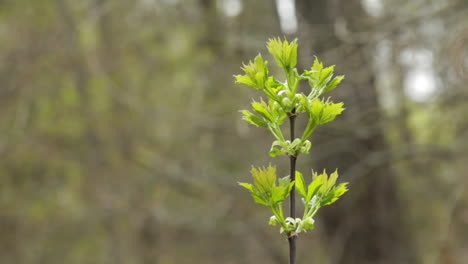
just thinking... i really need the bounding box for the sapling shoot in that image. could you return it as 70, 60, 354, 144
235, 38, 349, 264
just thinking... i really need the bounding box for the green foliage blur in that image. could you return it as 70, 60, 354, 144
0, 0, 467, 264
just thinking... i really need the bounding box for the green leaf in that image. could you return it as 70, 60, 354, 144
251, 165, 277, 194
289, 40, 298, 68
238, 182, 254, 192
266, 77, 284, 92
323, 75, 344, 93
311, 56, 323, 73
251, 100, 274, 123
252, 191, 269, 206
334, 183, 349, 199
306, 173, 324, 202
266, 38, 283, 67
269, 100, 287, 125
234, 75, 255, 87
254, 53, 268, 74
308, 99, 324, 121
273, 177, 295, 204
327, 169, 339, 189
302, 57, 345, 97
239, 182, 269, 206
236, 54, 269, 90
305, 169, 349, 206
241, 110, 268, 127
322, 183, 348, 205
271, 186, 288, 204
255, 72, 266, 89
321, 101, 345, 124
306, 99, 345, 125
267, 37, 298, 69
316, 65, 335, 92
295, 171, 307, 198
279, 175, 291, 187
318, 169, 330, 194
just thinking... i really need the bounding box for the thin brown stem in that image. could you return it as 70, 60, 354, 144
288, 109, 297, 264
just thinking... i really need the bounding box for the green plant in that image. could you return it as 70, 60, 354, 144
235, 38, 349, 264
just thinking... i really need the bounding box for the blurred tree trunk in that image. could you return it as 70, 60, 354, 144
295, 1, 416, 264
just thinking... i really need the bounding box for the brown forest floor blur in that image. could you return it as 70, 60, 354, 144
0, 0, 467, 264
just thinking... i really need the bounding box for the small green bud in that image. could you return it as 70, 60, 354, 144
285, 217, 296, 231
269, 216, 278, 226
302, 217, 315, 230
282, 97, 292, 111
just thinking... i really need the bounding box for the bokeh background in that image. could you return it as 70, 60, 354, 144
1, 0, 467, 263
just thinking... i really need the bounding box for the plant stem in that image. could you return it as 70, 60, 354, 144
288, 109, 297, 264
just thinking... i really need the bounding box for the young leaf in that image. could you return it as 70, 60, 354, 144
303, 57, 345, 97
251, 165, 276, 194
236, 54, 269, 90
251, 100, 274, 123
306, 99, 345, 125
322, 183, 349, 205
269, 100, 287, 125
266, 76, 284, 93
306, 173, 324, 202
308, 99, 325, 122
286, 180, 295, 197
271, 186, 288, 204
295, 171, 307, 198
318, 169, 330, 194
318, 65, 335, 89
320, 102, 345, 124
238, 182, 269, 206
327, 169, 339, 190
234, 75, 256, 87
267, 38, 298, 69
238, 182, 254, 192
323, 75, 344, 93
251, 191, 269, 206
241, 110, 268, 128
279, 175, 291, 187
311, 56, 323, 74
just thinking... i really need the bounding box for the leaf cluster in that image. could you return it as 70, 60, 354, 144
239, 165, 294, 232
239, 166, 348, 235
239, 165, 295, 207
235, 38, 345, 157
294, 170, 348, 233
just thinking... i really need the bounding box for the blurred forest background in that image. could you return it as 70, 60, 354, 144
0, 0, 467, 264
